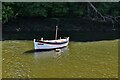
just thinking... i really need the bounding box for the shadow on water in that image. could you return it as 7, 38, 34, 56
33, 47, 69, 59
24, 47, 69, 60
24, 49, 35, 54
24, 49, 54, 54
24, 47, 69, 55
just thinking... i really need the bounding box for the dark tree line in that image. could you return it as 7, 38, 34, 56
2, 2, 120, 23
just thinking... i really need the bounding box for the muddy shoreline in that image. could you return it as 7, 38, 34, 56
3, 17, 119, 31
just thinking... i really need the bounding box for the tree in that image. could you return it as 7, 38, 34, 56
2, 2, 120, 23
2, 3, 14, 23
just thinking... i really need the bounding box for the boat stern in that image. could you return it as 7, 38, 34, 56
34, 39, 38, 50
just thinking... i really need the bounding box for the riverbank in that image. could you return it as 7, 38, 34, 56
3, 17, 119, 32
2, 17, 119, 41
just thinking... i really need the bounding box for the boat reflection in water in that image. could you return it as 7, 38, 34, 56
34, 47, 69, 62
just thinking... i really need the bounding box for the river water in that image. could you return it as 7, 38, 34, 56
2, 40, 118, 78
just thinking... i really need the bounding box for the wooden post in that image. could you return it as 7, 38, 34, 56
55, 26, 58, 40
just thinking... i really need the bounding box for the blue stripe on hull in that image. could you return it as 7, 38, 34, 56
34, 46, 67, 51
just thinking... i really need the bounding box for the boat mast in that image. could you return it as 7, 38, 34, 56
55, 25, 58, 40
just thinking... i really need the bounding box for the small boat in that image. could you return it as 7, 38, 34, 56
34, 26, 69, 50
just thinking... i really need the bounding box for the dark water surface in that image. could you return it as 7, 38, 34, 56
2, 40, 118, 78
3, 31, 119, 41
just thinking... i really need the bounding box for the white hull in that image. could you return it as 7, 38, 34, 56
34, 37, 69, 50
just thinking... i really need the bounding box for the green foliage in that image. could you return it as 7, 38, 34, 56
2, 3, 14, 23
2, 2, 120, 23
23, 3, 48, 17
74, 3, 86, 16
51, 3, 69, 17
0, 2, 2, 21
95, 2, 120, 16
109, 2, 120, 16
